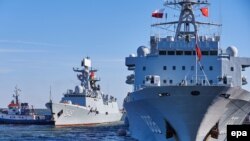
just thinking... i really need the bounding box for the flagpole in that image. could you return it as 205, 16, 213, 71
196, 51, 198, 84
195, 33, 198, 85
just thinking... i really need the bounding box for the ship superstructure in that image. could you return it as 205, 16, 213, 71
47, 57, 122, 126
124, 0, 250, 140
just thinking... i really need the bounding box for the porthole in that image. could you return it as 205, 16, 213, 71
191, 91, 200, 96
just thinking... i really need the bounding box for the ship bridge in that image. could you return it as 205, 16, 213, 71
126, 35, 250, 91
156, 35, 219, 56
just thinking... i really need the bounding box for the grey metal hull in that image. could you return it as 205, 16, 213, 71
124, 86, 250, 141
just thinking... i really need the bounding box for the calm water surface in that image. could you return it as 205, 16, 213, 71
0, 123, 136, 141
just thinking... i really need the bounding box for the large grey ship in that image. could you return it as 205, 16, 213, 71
124, 0, 250, 140
47, 57, 122, 126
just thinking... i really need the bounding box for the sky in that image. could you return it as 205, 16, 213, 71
0, 0, 249, 108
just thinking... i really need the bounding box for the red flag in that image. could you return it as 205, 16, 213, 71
195, 44, 202, 61
90, 72, 95, 80
200, 7, 208, 17
152, 9, 164, 18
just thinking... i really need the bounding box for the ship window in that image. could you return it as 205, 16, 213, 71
143, 66, 146, 71
172, 66, 176, 70
200, 66, 204, 71
192, 51, 196, 55
182, 66, 185, 70
159, 50, 167, 55
209, 80, 213, 84
209, 66, 213, 71
169, 80, 173, 84
151, 77, 154, 84
202, 51, 209, 55
143, 80, 145, 84
231, 67, 234, 71
176, 51, 183, 55
190, 80, 193, 83
191, 66, 194, 71
210, 51, 218, 56
203, 80, 206, 84
163, 66, 167, 70
168, 51, 175, 55
184, 51, 192, 55
163, 80, 167, 84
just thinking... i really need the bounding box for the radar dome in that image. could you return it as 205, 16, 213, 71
137, 46, 150, 57
226, 46, 238, 57
75, 85, 84, 94
129, 54, 136, 57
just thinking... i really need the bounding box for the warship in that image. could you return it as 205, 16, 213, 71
0, 86, 53, 125
124, 0, 250, 140
46, 57, 122, 126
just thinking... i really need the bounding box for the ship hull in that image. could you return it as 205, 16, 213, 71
49, 103, 123, 126
124, 86, 250, 141
0, 113, 54, 125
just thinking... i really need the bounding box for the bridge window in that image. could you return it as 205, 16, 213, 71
163, 66, 167, 70
210, 51, 218, 56
168, 51, 175, 55
159, 50, 167, 55
143, 66, 146, 71
184, 51, 192, 55
202, 51, 209, 55
176, 51, 183, 55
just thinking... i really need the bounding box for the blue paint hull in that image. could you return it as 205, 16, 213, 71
0, 116, 54, 125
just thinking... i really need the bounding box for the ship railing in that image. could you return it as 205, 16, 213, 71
134, 79, 232, 90
134, 85, 145, 91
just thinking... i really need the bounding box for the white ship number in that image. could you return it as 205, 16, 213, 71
64, 109, 74, 117
141, 115, 162, 134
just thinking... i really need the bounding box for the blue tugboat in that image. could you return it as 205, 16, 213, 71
0, 86, 54, 125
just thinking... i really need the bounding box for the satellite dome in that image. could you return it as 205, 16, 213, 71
137, 46, 150, 57
226, 46, 238, 57
75, 85, 84, 94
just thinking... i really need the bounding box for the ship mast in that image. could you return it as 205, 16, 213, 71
13, 86, 21, 105
175, 0, 197, 41
163, 0, 209, 41
73, 57, 100, 91
73, 62, 90, 90
162, 0, 219, 85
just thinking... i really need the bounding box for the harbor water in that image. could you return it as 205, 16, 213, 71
0, 109, 135, 141
0, 123, 135, 141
